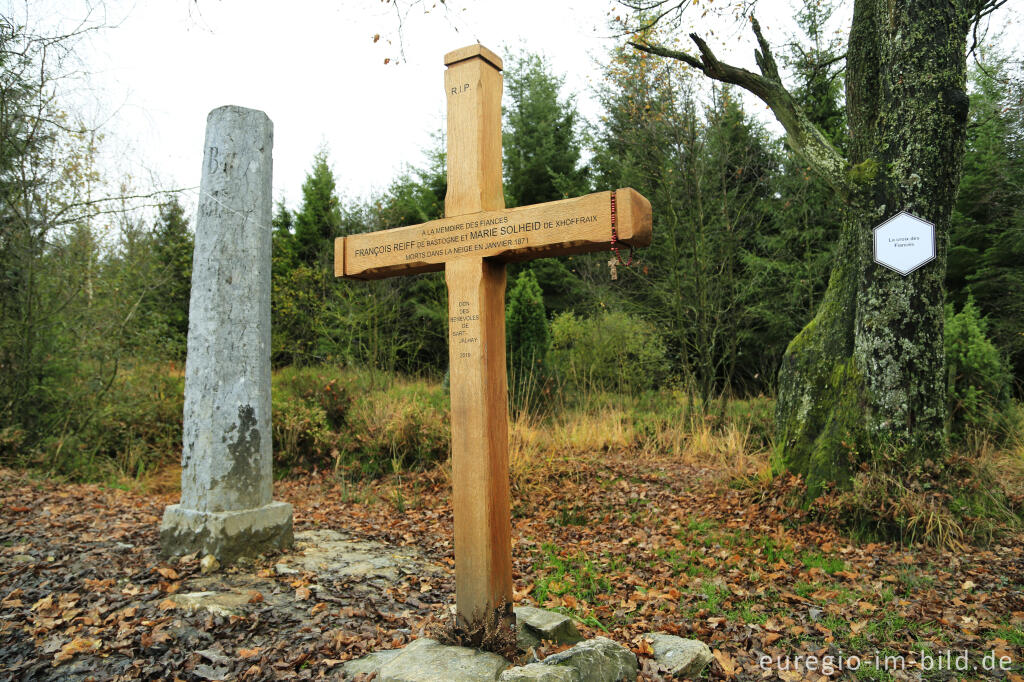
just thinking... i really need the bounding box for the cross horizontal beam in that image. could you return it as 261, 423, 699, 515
335, 188, 651, 280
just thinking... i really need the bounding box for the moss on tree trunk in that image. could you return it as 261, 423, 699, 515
775, 0, 969, 492
774, 209, 862, 495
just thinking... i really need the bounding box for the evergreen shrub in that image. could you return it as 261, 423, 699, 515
38, 363, 185, 481
549, 310, 670, 396
506, 270, 550, 369
506, 270, 551, 411
945, 297, 1014, 437
271, 366, 448, 477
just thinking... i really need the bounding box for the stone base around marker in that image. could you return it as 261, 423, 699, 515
159, 501, 293, 563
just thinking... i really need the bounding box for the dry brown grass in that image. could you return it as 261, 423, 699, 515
980, 430, 1024, 502
509, 407, 633, 476
137, 463, 183, 495
642, 417, 771, 480
825, 431, 1023, 550
509, 401, 771, 492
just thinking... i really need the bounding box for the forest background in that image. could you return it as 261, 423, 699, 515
1, 0, 1021, 543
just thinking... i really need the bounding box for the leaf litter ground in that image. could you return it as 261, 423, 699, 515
0, 450, 1021, 681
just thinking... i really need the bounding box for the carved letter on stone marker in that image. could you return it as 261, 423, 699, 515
159, 105, 293, 564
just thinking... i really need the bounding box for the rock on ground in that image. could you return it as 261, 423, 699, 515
514, 606, 583, 650
498, 662, 580, 681
643, 632, 713, 678
341, 648, 403, 677
523, 636, 637, 682
288, 529, 442, 584
169, 591, 251, 618
376, 638, 509, 682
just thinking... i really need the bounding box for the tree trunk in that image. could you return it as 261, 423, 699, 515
775, 0, 969, 493
630, 0, 975, 494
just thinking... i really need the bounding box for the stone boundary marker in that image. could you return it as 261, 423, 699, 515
160, 105, 293, 562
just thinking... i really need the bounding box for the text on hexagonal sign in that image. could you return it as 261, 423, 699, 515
872, 211, 935, 276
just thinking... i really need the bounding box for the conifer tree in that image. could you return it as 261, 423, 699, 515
741, 0, 847, 388
502, 52, 589, 208
506, 269, 549, 380
292, 149, 342, 268
948, 56, 1024, 387
502, 51, 590, 315
148, 197, 194, 356
593, 45, 776, 405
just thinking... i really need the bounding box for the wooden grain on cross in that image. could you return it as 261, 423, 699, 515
336, 189, 652, 279
335, 44, 651, 637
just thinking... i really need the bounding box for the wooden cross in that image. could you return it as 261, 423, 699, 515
335, 44, 651, 637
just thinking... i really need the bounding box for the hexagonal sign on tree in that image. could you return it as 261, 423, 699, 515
872, 211, 936, 276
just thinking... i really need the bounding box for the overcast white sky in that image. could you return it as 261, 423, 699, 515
58, 0, 636, 210
14, 0, 1020, 218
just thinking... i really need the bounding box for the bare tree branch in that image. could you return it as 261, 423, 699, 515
619, 0, 689, 35
630, 17, 852, 198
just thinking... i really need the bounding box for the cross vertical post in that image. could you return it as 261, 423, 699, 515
442, 45, 514, 636
333, 43, 652, 645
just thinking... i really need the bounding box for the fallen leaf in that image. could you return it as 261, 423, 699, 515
632, 637, 654, 656
513, 584, 533, 601
295, 586, 311, 601
53, 637, 101, 664
31, 595, 54, 612
83, 578, 115, 591
714, 649, 739, 678
238, 647, 260, 659
156, 567, 179, 580
2, 588, 24, 606
150, 625, 172, 645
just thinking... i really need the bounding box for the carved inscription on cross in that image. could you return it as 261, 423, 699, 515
335, 44, 652, 636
